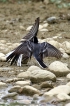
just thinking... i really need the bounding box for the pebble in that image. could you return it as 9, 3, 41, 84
47, 16, 58, 24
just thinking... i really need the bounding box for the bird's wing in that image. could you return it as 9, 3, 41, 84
6, 41, 32, 65
22, 17, 39, 42
41, 42, 62, 58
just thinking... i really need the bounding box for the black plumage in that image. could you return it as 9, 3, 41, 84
6, 17, 62, 68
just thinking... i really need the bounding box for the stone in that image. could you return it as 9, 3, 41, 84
57, 93, 70, 101
2, 92, 18, 99
59, 48, 65, 53
0, 53, 6, 61
62, 53, 69, 59
61, 41, 70, 54
6, 78, 24, 83
65, 103, 70, 106
15, 80, 31, 86
44, 85, 70, 97
8, 86, 21, 93
39, 28, 48, 32
18, 66, 56, 83
26, 26, 32, 31
42, 23, 48, 27
66, 74, 70, 79
47, 39, 60, 48
0, 82, 7, 87
49, 61, 70, 76
17, 71, 30, 78
40, 81, 53, 88
19, 25, 25, 30
47, 16, 58, 24
66, 82, 70, 86
27, 65, 40, 72
28, 66, 56, 83
18, 85, 40, 96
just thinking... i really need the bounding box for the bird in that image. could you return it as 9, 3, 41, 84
6, 17, 62, 68
6, 17, 39, 66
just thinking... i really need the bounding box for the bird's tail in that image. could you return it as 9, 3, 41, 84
6, 50, 20, 65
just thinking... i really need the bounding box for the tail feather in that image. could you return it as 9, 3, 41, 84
6, 50, 20, 65
11, 55, 19, 65
6, 51, 15, 62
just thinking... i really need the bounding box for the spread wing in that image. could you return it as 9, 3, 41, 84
41, 42, 62, 58
21, 17, 39, 42
6, 41, 32, 66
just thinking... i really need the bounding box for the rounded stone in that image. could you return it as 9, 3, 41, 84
49, 61, 70, 76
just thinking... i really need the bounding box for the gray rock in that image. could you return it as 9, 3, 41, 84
49, 61, 70, 76
28, 66, 56, 83
47, 16, 58, 24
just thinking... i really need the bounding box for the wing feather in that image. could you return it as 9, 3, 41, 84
6, 41, 32, 65
22, 17, 39, 41
42, 42, 62, 58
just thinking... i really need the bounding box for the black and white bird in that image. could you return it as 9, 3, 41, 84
6, 17, 62, 68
